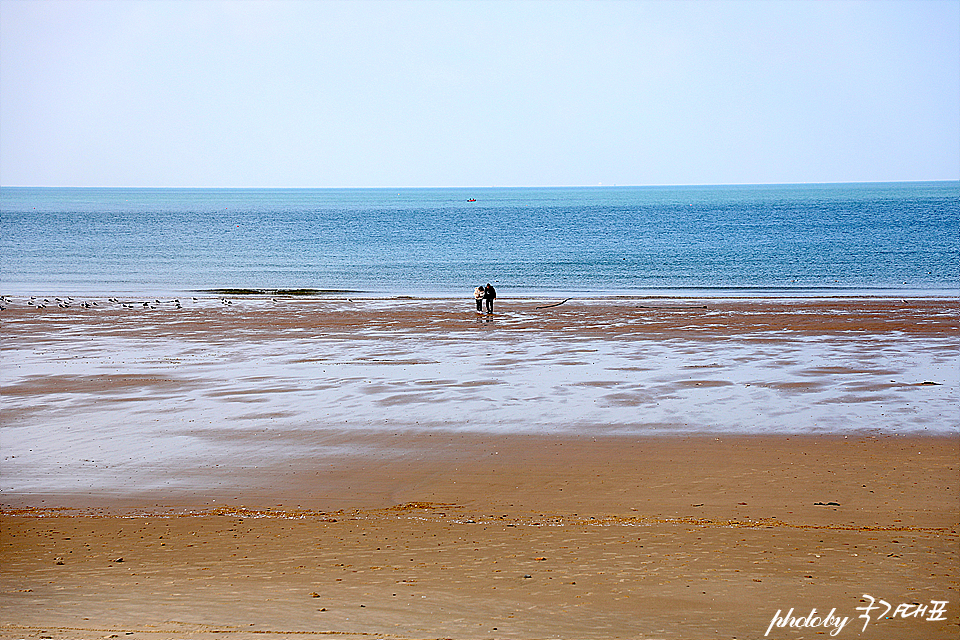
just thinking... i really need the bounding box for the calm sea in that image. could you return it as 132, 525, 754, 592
1, 182, 957, 298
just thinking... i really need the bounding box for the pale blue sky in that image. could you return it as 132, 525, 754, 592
1, 0, 957, 187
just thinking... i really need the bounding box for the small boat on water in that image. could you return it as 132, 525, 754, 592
467, 198, 476, 202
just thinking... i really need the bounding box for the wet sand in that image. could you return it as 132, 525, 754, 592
1, 296, 958, 639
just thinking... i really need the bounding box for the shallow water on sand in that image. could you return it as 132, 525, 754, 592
1, 296, 956, 498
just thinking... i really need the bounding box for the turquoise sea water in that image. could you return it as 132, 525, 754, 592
1, 182, 957, 297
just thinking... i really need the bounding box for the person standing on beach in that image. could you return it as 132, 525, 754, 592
484, 283, 496, 314
474, 285, 485, 312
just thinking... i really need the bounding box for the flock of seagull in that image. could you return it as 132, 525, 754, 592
0, 295, 251, 311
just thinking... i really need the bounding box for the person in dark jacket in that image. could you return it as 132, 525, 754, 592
484, 283, 496, 314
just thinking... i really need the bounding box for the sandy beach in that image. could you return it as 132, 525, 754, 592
1, 296, 958, 639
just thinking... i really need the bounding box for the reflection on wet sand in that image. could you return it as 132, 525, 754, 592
1, 296, 957, 501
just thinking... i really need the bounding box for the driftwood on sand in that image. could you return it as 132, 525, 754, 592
536, 298, 571, 310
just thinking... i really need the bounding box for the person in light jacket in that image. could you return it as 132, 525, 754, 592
474, 285, 485, 312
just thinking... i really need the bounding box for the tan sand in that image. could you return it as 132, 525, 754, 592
1, 297, 958, 639
2, 435, 958, 640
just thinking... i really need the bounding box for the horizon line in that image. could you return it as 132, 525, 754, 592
2, 178, 958, 189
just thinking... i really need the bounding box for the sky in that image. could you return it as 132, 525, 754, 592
1, 0, 958, 188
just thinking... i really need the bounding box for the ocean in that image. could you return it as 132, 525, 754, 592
1, 182, 957, 298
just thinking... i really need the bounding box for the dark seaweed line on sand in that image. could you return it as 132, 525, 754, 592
198, 288, 367, 296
